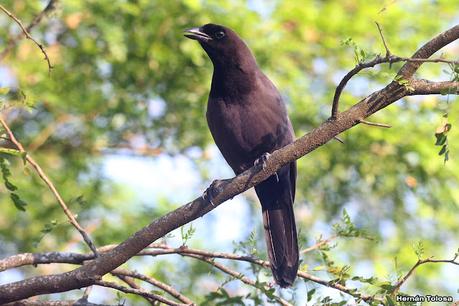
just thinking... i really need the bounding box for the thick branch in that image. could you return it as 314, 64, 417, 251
0, 24, 458, 304
409, 79, 459, 95
0, 252, 92, 272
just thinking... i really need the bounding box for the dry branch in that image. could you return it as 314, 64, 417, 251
94, 280, 184, 306
3, 243, 458, 304
392, 254, 459, 293
112, 269, 195, 305
0, 3, 53, 71
330, 23, 459, 119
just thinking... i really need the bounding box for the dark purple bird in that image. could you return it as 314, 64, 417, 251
185, 24, 299, 287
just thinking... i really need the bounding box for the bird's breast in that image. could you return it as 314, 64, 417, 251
206, 96, 293, 174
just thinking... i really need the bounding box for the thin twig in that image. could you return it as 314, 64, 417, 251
392, 254, 459, 293
358, 119, 392, 128
186, 254, 292, 306
0, 117, 98, 256
333, 136, 344, 144
114, 274, 156, 306
112, 269, 195, 305
148, 246, 377, 304
95, 280, 185, 306
330, 24, 459, 119
0, 4, 53, 71
376, 22, 391, 57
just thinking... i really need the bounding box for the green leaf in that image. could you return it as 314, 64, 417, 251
10, 193, 27, 211
180, 223, 196, 245
4, 180, 17, 191
439, 145, 447, 156
413, 240, 424, 259
434, 133, 447, 146
307, 288, 316, 301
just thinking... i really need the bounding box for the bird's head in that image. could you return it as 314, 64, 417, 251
184, 23, 256, 69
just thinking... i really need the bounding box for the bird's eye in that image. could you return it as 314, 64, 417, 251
214, 31, 225, 39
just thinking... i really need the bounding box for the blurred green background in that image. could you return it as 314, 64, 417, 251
0, 0, 458, 304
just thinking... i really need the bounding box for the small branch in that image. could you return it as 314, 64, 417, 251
409, 79, 459, 95
301, 235, 338, 254
392, 254, 459, 293
333, 136, 344, 144
0, 4, 53, 71
297, 270, 381, 303
114, 274, 156, 306
358, 119, 392, 128
94, 280, 185, 306
0, 117, 98, 256
186, 254, 292, 306
112, 269, 195, 305
376, 22, 391, 57
330, 24, 459, 119
0, 252, 93, 272
3, 244, 458, 305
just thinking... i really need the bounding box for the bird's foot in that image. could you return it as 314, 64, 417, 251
254, 153, 279, 182
254, 152, 271, 170
202, 179, 230, 207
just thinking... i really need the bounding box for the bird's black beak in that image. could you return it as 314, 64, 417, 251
184, 27, 212, 42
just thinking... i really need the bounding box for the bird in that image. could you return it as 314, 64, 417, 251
184, 23, 299, 287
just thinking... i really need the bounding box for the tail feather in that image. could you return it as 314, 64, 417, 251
255, 162, 299, 287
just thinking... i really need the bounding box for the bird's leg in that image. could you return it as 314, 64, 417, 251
254, 152, 279, 182
202, 179, 231, 207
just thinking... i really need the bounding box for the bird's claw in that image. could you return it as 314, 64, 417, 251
202, 179, 230, 207
254, 152, 271, 170
254, 153, 279, 182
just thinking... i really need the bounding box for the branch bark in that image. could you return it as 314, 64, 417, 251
0, 24, 458, 304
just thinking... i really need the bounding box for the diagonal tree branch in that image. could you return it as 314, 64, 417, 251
0, 118, 99, 256
0, 3, 53, 71
0, 24, 458, 304
392, 253, 459, 293
330, 23, 458, 119
111, 269, 195, 305
94, 280, 184, 306
112, 274, 157, 305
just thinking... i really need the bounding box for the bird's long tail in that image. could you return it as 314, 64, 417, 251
255, 162, 299, 287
